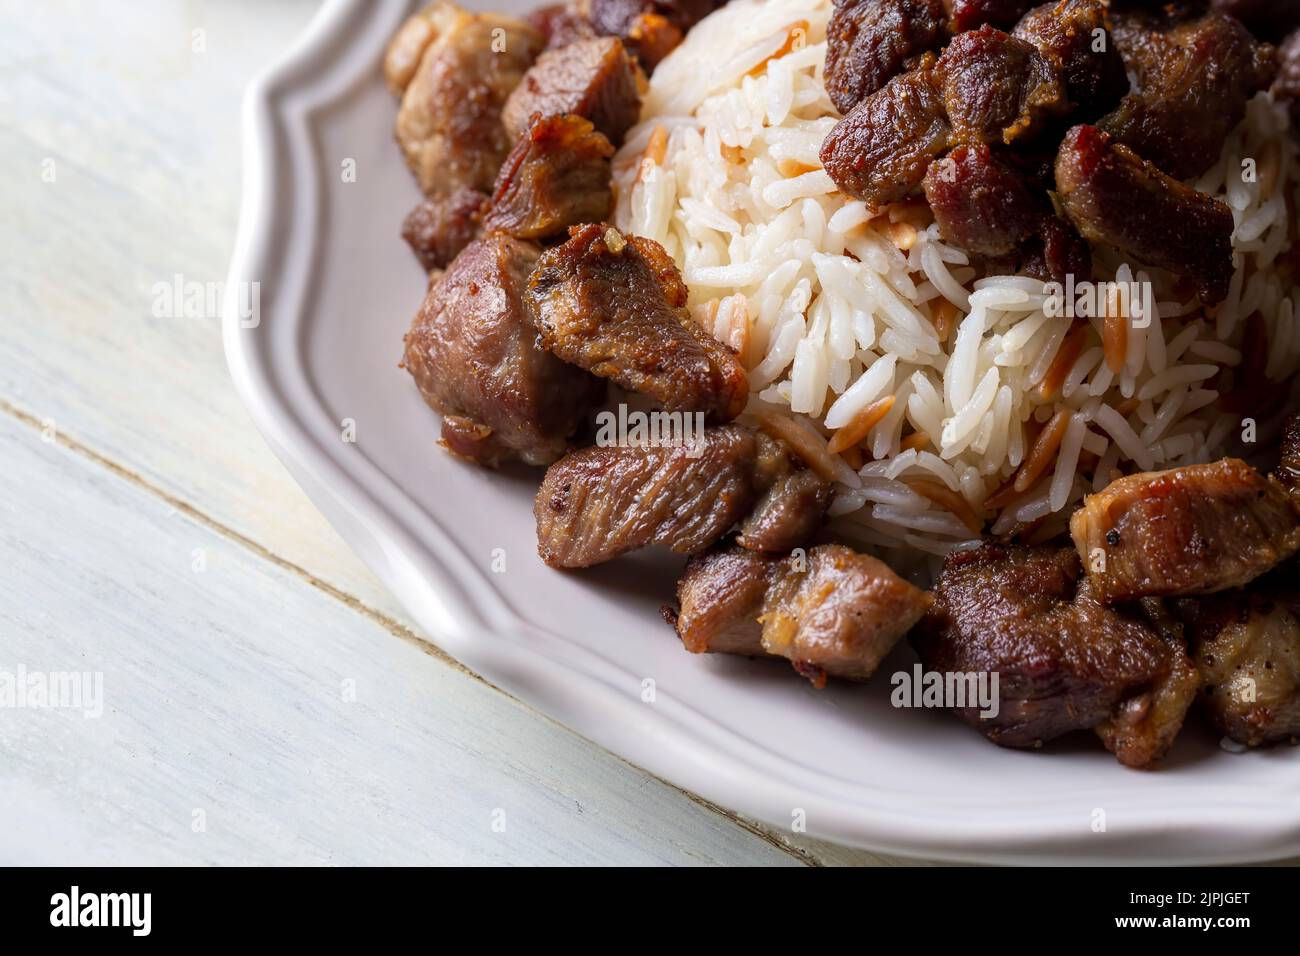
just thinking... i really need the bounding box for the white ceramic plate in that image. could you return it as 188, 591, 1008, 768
224, 0, 1300, 863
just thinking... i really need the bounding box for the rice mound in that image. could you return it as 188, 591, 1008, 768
613, 0, 1300, 562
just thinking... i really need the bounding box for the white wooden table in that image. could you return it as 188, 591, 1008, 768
0, 0, 937, 866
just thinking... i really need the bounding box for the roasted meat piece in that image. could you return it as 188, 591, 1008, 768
945, 0, 1037, 32
389, 2, 543, 196
913, 544, 1195, 765
402, 234, 603, 467
733, 433, 832, 553
529, 1, 599, 49
1100, 8, 1276, 180
1012, 0, 1129, 121
737, 470, 832, 554
1094, 638, 1201, 769
763, 545, 933, 685
482, 114, 614, 240
1016, 214, 1092, 284
1070, 458, 1300, 603
1179, 574, 1300, 746
1274, 413, 1300, 498
526, 224, 748, 421
935, 24, 1068, 145
534, 425, 758, 567
673, 543, 931, 685
820, 56, 952, 206
823, 0, 949, 115
502, 37, 645, 146
674, 545, 776, 655
401, 187, 488, 272
590, 0, 715, 70
923, 144, 1045, 256
1055, 124, 1234, 303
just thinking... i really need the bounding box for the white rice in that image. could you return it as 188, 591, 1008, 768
614, 0, 1300, 558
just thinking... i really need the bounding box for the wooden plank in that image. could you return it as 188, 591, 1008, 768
0, 0, 921, 864
0, 411, 815, 865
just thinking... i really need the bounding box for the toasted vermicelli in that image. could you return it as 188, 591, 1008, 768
614, 0, 1300, 561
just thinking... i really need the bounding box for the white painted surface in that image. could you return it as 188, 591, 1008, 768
0, 0, 913, 866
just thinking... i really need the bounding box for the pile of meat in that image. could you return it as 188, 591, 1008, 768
385, 0, 1300, 769
820, 0, 1295, 303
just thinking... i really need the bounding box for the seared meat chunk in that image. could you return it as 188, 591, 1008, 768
1276, 29, 1300, 124
936, 24, 1068, 145
1017, 214, 1092, 283
763, 545, 932, 685
534, 425, 758, 567
944, 0, 1036, 32
737, 470, 832, 553
502, 37, 645, 146
401, 187, 488, 272
1100, 9, 1276, 180
820, 57, 952, 206
403, 234, 602, 467
1012, 0, 1129, 121
1055, 124, 1234, 303
482, 114, 614, 240
824, 0, 949, 115
1070, 458, 1300, 603
1095, 638, 1200, 769
1274, 413, 1300, 497
390, 2, 543, 196
590, 0, 716, 70
526, 224, 748, 421
529, 1, 598, 49
923, 144, 1045, 255
675, 545, 776, 655
674, 543, 931, 685
1180, 576, 1300, 746
913, 544, 1193, 764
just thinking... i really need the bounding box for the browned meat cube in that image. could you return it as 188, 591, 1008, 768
502, 37, 645, 147
1100, 8, 1276, 180
402, 234, 603, 467
674, 545, 777, 655
936, 24, 1069, 145
1274, 413, 1300, 498
673, 543, 931, 685
529, 1, 598, 49
923, 144, 1046, 256
1012, 0, 1130, 121
823, 0, 949, 115
913, 544, 1194, 764
762, 545, 932, 684
1179, 574, 1300, 746
590, 0, 707, 70
1070, 459, 1300, 603
1055, 124, 1234, 304
534, 425, 758, 567
1016, 213, 1091, 284
526, 224, 748, 421
390, 2, 543, 197
736, 470, 832, 554
482, 114, 614, 240
820, 57, 952, 206
945, 0, 1036, 32
401, 187, 488, 272
1094, 640, 1201, 770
